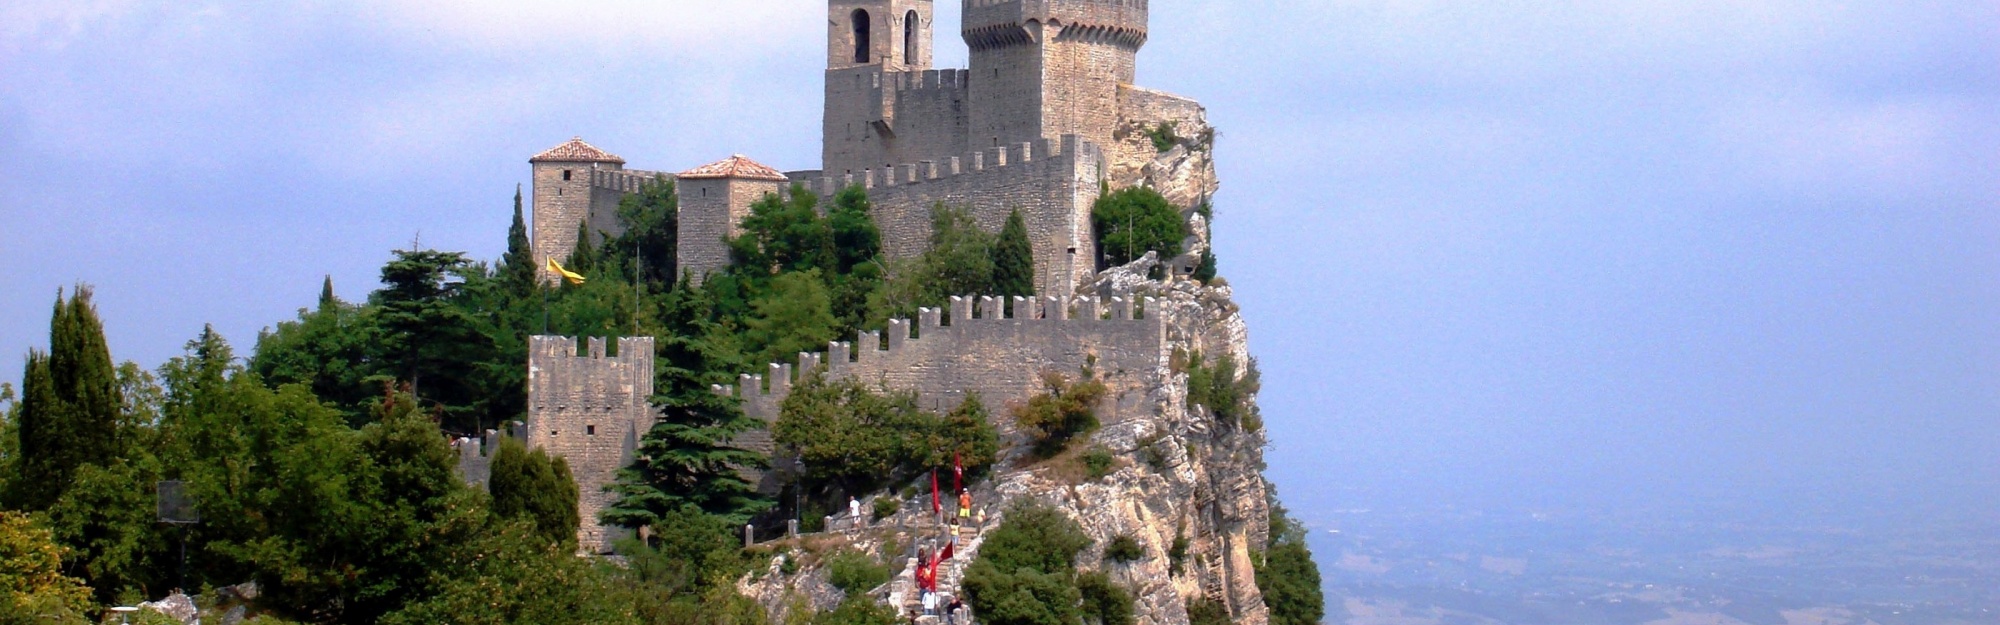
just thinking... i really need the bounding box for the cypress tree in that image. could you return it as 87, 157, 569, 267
500, 185, 536, 296
567, 220, 597, 276
318, 275, 338, 310
991, 209, 1035, 297
11, 287, 123, 510
9, 352, 59, 510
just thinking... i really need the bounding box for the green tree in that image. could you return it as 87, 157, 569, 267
991, 209, 1035, 298
568, 220, 600, 276
489, 437, 581, 549
1010, 370, 1108, 458
961, 503, 1110, 625
373, 249, 496, 432
0, 511, 93, 625
1091, 187, 1184, 268
742, 270, 838, 366
1255, 501, 1325, 625
602, 393, 771, 528
11, 287, 124, 511
380, 520, 637, 625
729, 189, 831, 275
251, 282, 378, 425
772, 377, 997, 500
498, 185, 538, 297
602, 176, 680, 290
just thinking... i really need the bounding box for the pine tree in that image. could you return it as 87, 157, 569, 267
603, 279, 770, 528
499, 185, 537, 296
991, 209, 1035, 297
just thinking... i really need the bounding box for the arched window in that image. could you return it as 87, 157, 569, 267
852, 9, 871, 64
904, 10, 919, 65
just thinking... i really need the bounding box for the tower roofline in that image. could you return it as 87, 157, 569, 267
531, 137, 626, 164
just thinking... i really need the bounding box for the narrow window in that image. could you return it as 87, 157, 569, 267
852, 9, 871, 64
563, 169, 572, 181
550, 430, 559, 437
904, 10, 919, 65
587, 425, 596, 436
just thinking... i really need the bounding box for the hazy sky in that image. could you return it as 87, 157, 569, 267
3, 1, 1996, 523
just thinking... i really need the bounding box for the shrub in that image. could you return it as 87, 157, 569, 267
962, 503, 1102, 625
1145, 122, 1180, 153
810, 595, 900, 625
1137, 435, 1170, 472
1081, 446, 1115, 481
871, 497, 900, 521
1168, 524, 1190, 576
1185, 351, 1262, 431
825, 550, 890, 598
1011, 371, 1109, 458
1078, 571, 1135, 625
1091, 186, 1184, 268
774, 376, 999, 497
1103, 535, 1144, 563
1256, 503, 1326, 625
1186, 598, 1230, 625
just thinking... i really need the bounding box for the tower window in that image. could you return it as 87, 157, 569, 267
904, 10, 918, 65
563, 169, 572, 181
587, 425, 596, 436
852, 9, 871, 64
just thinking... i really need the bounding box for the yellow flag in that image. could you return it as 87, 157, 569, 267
546, 258, 586, 285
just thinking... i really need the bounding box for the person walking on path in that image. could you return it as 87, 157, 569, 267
849, 496, 863, 529
957, 490, 972, 527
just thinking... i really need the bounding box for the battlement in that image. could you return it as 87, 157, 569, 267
590, 168, 672, 194
801, 134, 1090, 196
963, 0, 1148, 50
526, 335, 656, 554
715, 294, 1164, 424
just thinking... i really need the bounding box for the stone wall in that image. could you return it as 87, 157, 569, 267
526, 336, 656, 554
677, 177, 786, 284
718, 294, 1165, 435
797, 134, 1103, 294
823, 67, 973, 176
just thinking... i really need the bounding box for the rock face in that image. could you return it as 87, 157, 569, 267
742, 273, 1270, 625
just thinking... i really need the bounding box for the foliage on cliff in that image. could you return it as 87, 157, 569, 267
1255, 502, 1325, 625
1091, 186, 1184, 269
1011, 370, 1110, 458
961, 503, 1134, 625
772, 376, 998, 499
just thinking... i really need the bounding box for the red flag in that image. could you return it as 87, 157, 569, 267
939, 540, 955, 562
954, 452, 964, 493
931, 469, 942, 515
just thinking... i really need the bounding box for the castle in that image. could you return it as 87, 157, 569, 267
528, 0, 1202, 294
500, 0, 1225, 558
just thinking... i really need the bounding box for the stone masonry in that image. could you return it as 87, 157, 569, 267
525, 336, 656, 554
529, 0, 1196, 295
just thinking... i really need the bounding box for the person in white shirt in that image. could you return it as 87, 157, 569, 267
849, 496, 862, 529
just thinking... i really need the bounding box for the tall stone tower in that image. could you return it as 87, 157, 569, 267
530, 137, 627, 284
964, 0, 1148, 152
526, 335, 655, 554
823, 0, 958, 175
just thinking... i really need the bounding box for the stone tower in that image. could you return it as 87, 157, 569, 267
526, 335, 655, 554
964, 0, 1148, 152
530, 137, 627, 284
674, 155, 791, 284
823, 0, 954, 175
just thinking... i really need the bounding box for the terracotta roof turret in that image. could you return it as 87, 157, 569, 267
679, 155, 789, 181
531, 137, 625, 164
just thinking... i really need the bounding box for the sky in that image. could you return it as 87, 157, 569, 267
3, 1, 1997, 526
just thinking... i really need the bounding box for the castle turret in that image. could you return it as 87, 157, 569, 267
675, 155, 791, 284
824, 0, 964, 176
964, 0, 1147, 152
530, 137, 626, 284
828, 0, 934, 72
526, 335, 655, 554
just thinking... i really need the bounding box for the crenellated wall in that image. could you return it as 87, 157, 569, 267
798, 134, 1104, 293
714, 294, 1165, 440
526, 335, 656, 554
824, 67, 973, 176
